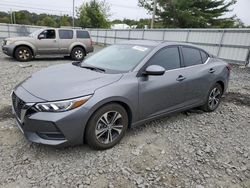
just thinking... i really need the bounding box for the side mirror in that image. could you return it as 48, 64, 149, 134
38, 34, 45, 40
144, 65, 165, 76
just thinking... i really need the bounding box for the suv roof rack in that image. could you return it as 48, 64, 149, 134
60, 26, 82, 29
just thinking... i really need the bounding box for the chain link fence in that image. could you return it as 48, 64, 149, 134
88, 28, 250, 66
0, 23, 42, 39
0, 23, 249, 65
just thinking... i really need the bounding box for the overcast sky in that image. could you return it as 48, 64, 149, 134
0, 0, 250, 25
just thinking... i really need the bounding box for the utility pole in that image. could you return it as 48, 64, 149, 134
13, 11, 16, 24
151, 0, 157, 29
73, 0, 75, 27
10, 9, 13, 24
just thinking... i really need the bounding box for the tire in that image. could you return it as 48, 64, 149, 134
71, 47, 85, 61
85, 103, 128, 150
14, 46, 32, 62
201, 83, 223, 112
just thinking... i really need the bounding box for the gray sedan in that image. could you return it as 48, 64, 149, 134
11, 40, 230, 149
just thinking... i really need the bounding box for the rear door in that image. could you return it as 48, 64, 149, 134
138, 46, 188, 119
179, 46, 212, 105
58, 29, 75, 54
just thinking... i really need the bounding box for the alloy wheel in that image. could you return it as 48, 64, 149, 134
208, 87, 221, 110
95, 111, 123, 144
18, 49, 30, 60
75, 50, 83, 59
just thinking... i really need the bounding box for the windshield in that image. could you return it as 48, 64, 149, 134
29, 29, 43, 37
82, 44, 152, 72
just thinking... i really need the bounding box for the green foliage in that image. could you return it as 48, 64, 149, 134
38, 16, 57, 27
139, 0, 242, 28
77, 0, 110, 28
60, 15, 72, 26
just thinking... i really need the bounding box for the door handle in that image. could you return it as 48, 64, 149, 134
176, 75, 186, 82
209, 68, 215, 73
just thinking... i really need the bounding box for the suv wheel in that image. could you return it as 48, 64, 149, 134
15, 46, 32, 62
71, 47, 85, 61
85, 103, 128, 150
201, 83, 223, 112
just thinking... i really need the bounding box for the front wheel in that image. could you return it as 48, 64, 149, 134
14, 46, 32, 62
85, 103, 128, 150
201, 83, 223, 112
70, 47, 85, 61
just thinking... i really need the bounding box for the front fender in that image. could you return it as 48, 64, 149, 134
13, 41, 36, 55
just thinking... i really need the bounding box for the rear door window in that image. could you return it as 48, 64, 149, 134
59, 30, 73, 39
77, 31, 90, 39
182, 47, 203, 67
147, 47, 181, 71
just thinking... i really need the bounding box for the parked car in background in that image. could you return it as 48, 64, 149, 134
11, 40, 230, 149
2, 28, 94, 62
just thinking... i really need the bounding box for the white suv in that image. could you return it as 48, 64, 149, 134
2, 28, 94, 62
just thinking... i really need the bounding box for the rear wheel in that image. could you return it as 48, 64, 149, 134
71, 47, 85, 61
85, 103, 128, 150
14, 46, 32, 62
201, 83, 223, 112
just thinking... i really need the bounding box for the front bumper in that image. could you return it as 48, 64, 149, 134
2, 44, 15, 57
12, 88, 91, 146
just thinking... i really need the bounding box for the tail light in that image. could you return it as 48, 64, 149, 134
226, 64, 232, 72
90, 38, 94, 46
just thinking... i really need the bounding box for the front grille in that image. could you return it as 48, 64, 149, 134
12, 92, 26, 120
2, 40, 6, 46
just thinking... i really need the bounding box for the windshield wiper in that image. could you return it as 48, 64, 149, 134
80, 65, 105, 73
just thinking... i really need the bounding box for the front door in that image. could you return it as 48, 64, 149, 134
138, 46, 187, 119
36, 29, 59, 54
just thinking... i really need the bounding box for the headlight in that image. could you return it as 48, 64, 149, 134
6, 40, 14, 45
35, 95, 92, 112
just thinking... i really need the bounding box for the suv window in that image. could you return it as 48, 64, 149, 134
40, 29, 56, 39
182, 47, 202, 67
77, 30, 90, 39
200, 50, 209, 63
148, 47, 181, 71
59, 30, 73, 39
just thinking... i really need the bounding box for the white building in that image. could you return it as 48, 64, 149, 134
111, 24, 130, 29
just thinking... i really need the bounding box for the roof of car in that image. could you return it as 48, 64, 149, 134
118, 40, 162, 47
118, 40, 201, 48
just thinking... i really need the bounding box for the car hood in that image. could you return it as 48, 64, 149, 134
5, 36, 33, 41
20, 63, 123, 101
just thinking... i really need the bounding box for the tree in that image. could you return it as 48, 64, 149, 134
38, 16, 57, 27
139, 0, 239, 28
60, 15, 71, 26
77, 0, 110, 28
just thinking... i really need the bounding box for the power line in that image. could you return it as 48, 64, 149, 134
0, 3, 72, 14
0, 0, 72, 9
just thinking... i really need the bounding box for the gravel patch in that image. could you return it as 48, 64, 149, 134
0, 48, 250, 188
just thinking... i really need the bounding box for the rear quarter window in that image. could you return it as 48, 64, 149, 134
77, 31, 90, 39
200, 50, 209, 63
59, 30, 73, 39
182, 47, 203, 67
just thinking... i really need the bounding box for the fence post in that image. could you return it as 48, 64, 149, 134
162, 30, 165, 41
96, 29, 99, 45
104, 29, 107, 46
217, 30, 225, 57
142, 29, 145, 40
186, 29, 190, 42
7, 24, 10, 37
114, 30, 117, 44
128, 29, 131, 40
